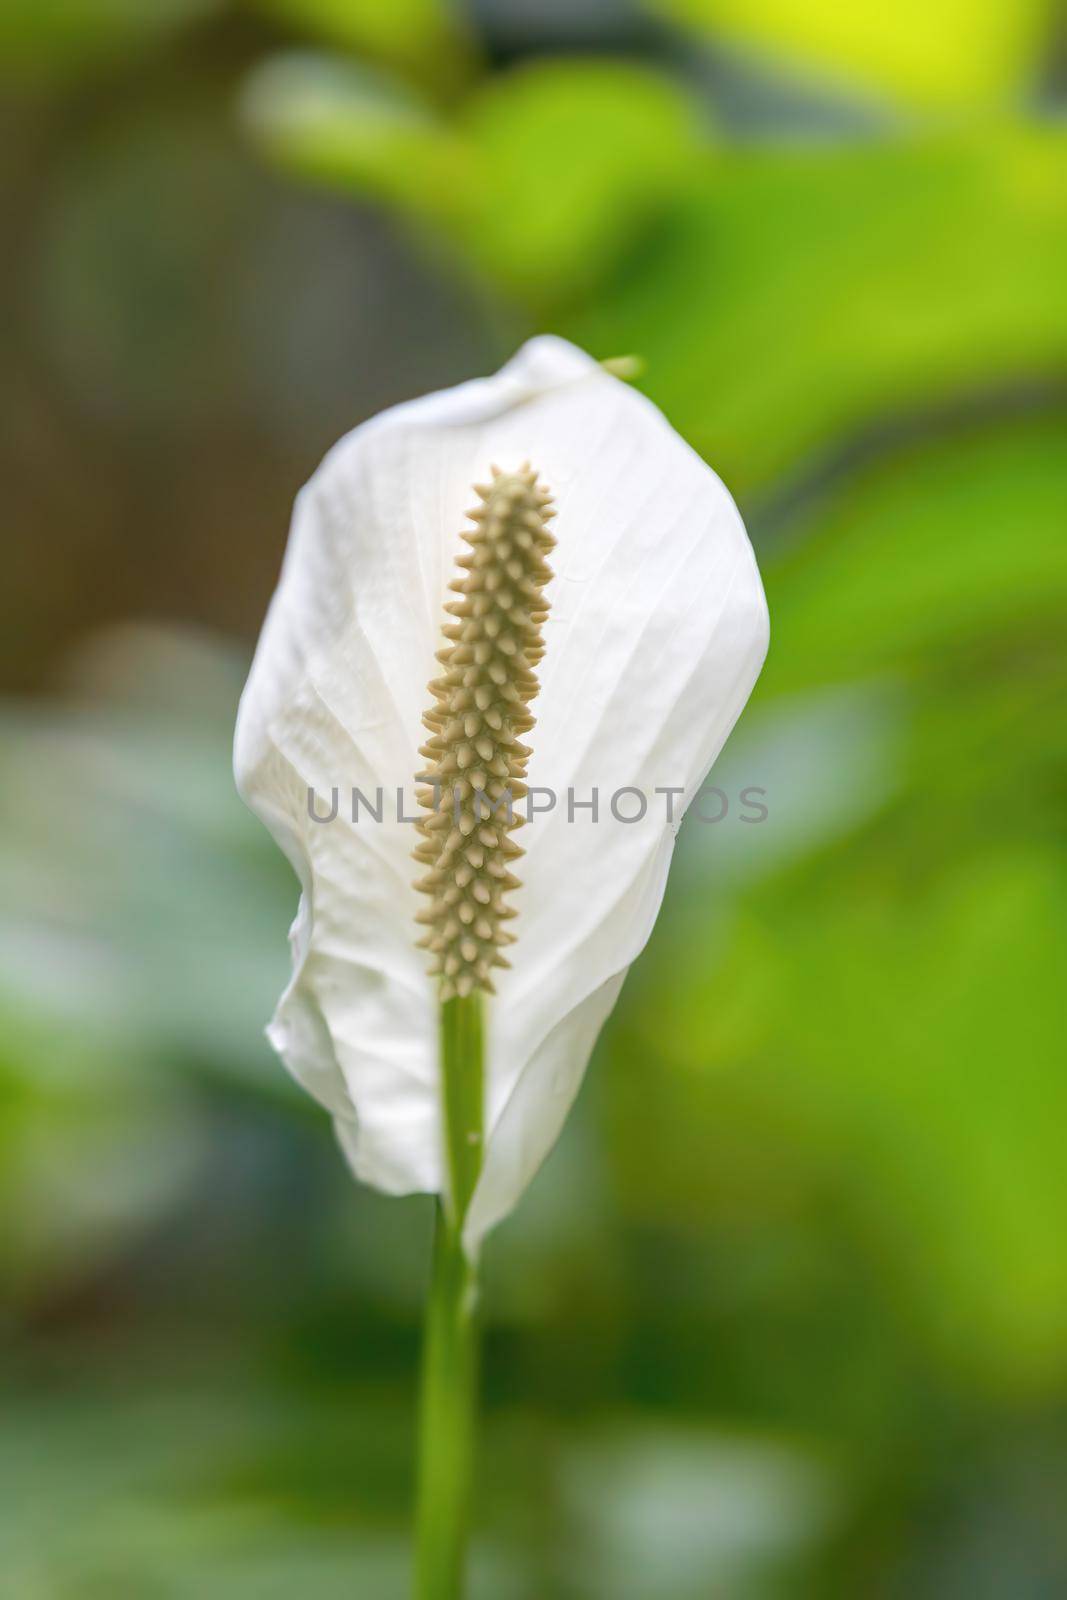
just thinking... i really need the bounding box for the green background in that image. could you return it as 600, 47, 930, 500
2, 1, 1065, 1593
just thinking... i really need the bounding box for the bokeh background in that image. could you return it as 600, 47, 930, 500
2, 2, 1066, 1594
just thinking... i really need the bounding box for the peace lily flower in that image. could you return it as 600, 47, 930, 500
234, 335, 767, 1595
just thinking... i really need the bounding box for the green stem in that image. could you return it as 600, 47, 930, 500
414, 994, 484, 1600
439, 992, 485, 1223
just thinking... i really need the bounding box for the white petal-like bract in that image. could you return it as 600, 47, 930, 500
234, 337, 768, 1248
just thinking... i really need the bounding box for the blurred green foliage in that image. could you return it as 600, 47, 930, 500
251, 0, 476, 91
0, 0, 220, 83
457, 58, 706, 304
240, 52, 708, 306
646, 0, 1054, 109
240, 54, 475, 219
577, 131, 1067, 492
2, 0, 1066, 1594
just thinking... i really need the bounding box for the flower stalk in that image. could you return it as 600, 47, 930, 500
414, 467, 555, 1597
415, 994, 483, 1600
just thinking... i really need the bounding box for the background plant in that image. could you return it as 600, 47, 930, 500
1, 1, 1065, 1594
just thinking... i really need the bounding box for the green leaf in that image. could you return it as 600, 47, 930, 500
764, 410, 1067, 694
621, 833, 1067, 1394
610, 415, 1067, 1394
460, 58, 708, 306
644, 0, 1053, 110
575, 128, 1067, 495
241, 54, 711, 306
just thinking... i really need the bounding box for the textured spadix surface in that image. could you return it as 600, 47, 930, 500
234, 337, 768, 1248
415, 466, 556, 1001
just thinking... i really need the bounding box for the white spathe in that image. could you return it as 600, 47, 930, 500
234, 337, 768, 1249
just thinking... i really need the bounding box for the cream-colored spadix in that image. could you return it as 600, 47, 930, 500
414, 464, 556, 1003
234, 337, 769, 1250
